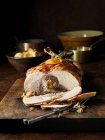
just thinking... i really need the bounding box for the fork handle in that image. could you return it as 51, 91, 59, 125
23, 111, 56, 125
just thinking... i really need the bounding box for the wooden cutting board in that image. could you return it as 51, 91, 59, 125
0, 77, 105, 120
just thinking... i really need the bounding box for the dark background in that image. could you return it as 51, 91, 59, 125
1, 0, 105, 61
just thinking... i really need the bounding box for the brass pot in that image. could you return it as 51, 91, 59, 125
69, 37, 105, 63
72, 46, 92, 63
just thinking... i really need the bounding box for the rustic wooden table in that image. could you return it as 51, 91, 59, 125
0, 59, 105, 139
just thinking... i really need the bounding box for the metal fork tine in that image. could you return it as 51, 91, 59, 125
79, 97, 90, 104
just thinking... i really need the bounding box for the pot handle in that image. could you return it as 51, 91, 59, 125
90, 37, 105, 48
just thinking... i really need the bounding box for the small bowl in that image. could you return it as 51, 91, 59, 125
57, 30, 104, 50
6, 51, 46, 73
16, 39, 45, 52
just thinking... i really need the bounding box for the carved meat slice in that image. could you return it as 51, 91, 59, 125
68, 92, 96, 102
23, 86, 82, 106
41, 103, 72, 109
23, 92, 63, 106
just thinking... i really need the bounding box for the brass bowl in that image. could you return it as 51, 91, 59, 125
16, 39, 45, 52
6, 51, 46, 73
57, 30, 104, 49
